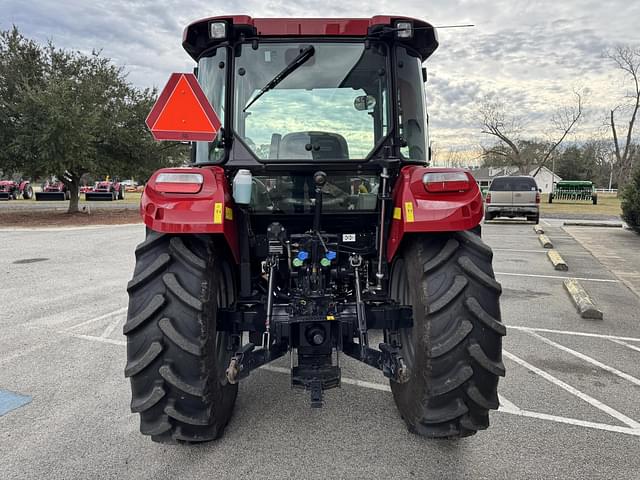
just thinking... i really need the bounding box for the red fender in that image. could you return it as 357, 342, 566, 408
19, 180, 29, 193
386, 166, 484, 261
141, 166, 240, 263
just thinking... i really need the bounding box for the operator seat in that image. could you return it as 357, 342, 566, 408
277, 131, 349, 160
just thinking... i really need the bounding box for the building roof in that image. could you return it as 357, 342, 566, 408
468, 165, 561, 182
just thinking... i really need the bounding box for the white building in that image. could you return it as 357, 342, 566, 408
529, 166, 561, 194
469, 165, 561, 194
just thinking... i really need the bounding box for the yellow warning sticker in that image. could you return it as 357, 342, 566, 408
326, 315, 335, 321
225, 206, 233, 221
393, 207, 402, 220
404, 202, 415, 222
214, 202, 223, 224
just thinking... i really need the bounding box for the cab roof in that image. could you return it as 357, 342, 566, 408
183, 15, 439, 61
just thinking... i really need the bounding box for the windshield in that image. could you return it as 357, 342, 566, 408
490, 177, 538, 191
233, 42, 390, 161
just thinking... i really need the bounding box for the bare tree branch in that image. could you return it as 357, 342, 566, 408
532, 89, 584, 177
479, 99, 524, 164
606, 45, 640, 187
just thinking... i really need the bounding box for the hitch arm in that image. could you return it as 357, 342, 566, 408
342, 342, 409, 384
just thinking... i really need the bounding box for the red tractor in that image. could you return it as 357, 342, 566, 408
35, 179, 70, 201
125, 16, 504, 444
0, 179, 33, 200
85, 178, 125, 200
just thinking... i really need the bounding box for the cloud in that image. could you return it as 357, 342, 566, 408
2, 0, 638, 155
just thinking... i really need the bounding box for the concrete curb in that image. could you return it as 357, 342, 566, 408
547, 249, 568, 271
538, 234, 553, 249
563, 279, 603, 320
533, 225, 545, 234
563, 221, 623, 228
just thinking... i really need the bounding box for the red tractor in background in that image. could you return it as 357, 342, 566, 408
35, 179, 70, 201
85, 177, 125, 200
125, 16, 504, 444
0, 179, 33, 200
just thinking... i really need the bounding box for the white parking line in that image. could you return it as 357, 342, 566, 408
609, 339, 640, 353
495, 272, 618, 283
100, 316, 124, 338
526, 331, 640, 387
503, 350, 640, 429
66, 333, 126, 346
508, 326, 640, 343
498, 405, 640, 437
63, 332, 640, 437
63, 307, 127, 331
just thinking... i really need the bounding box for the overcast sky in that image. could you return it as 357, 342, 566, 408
2, 1, 638, 161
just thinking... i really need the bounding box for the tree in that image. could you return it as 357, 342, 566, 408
2, 28, 188, 213
622, 166, 640, 232
479, 90, 583, 175
479, 99, 526, 167
0, 27, 45, 175
607, 45, 640, 189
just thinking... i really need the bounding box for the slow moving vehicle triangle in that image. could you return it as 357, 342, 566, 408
146, 73, 221, 141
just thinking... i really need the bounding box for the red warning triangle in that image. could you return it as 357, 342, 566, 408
146, 73, 222, 141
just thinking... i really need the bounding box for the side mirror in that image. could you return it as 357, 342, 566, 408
354, 95, 377, 111
539, 188, 542, 193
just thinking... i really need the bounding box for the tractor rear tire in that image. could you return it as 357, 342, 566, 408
124, 231, 238, 443
118, 188, 125, 200
389, 230, 505, 438
23, 186, 33, 200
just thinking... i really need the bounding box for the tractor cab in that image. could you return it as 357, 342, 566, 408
185, 16, 435, 169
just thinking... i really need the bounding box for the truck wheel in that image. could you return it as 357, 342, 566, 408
548, 193, 553, 204
389, 231, 505, 438
124, 231, 238, 443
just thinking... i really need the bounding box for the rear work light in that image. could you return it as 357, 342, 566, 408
155, 173, 204, 193
423, 172, 471, 193
209, 21, 227, 39
395, 21, 413, 38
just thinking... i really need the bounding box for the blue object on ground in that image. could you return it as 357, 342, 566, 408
0, 389, 32, 416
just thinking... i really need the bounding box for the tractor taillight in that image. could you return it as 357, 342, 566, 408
422, 172, 471, 193
536, 192, 541, 204
155, 173, 203, 193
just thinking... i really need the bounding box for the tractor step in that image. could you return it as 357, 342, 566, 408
35, 192, 66, 201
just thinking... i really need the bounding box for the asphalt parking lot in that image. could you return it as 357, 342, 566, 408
1, 221, 639, 479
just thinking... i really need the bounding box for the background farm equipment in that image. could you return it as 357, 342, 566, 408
35, 180, 69, 201
549, 180, 598, 204
0, 179, 33, 200
85, 179, 125, 201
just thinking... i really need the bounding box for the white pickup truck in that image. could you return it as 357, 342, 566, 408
485, 175, 541, 223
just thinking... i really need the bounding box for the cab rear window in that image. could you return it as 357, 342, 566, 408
490, 177, 537, 192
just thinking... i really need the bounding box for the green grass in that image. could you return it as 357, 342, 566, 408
540, 193, 622, 216
13, 191, 142, 205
